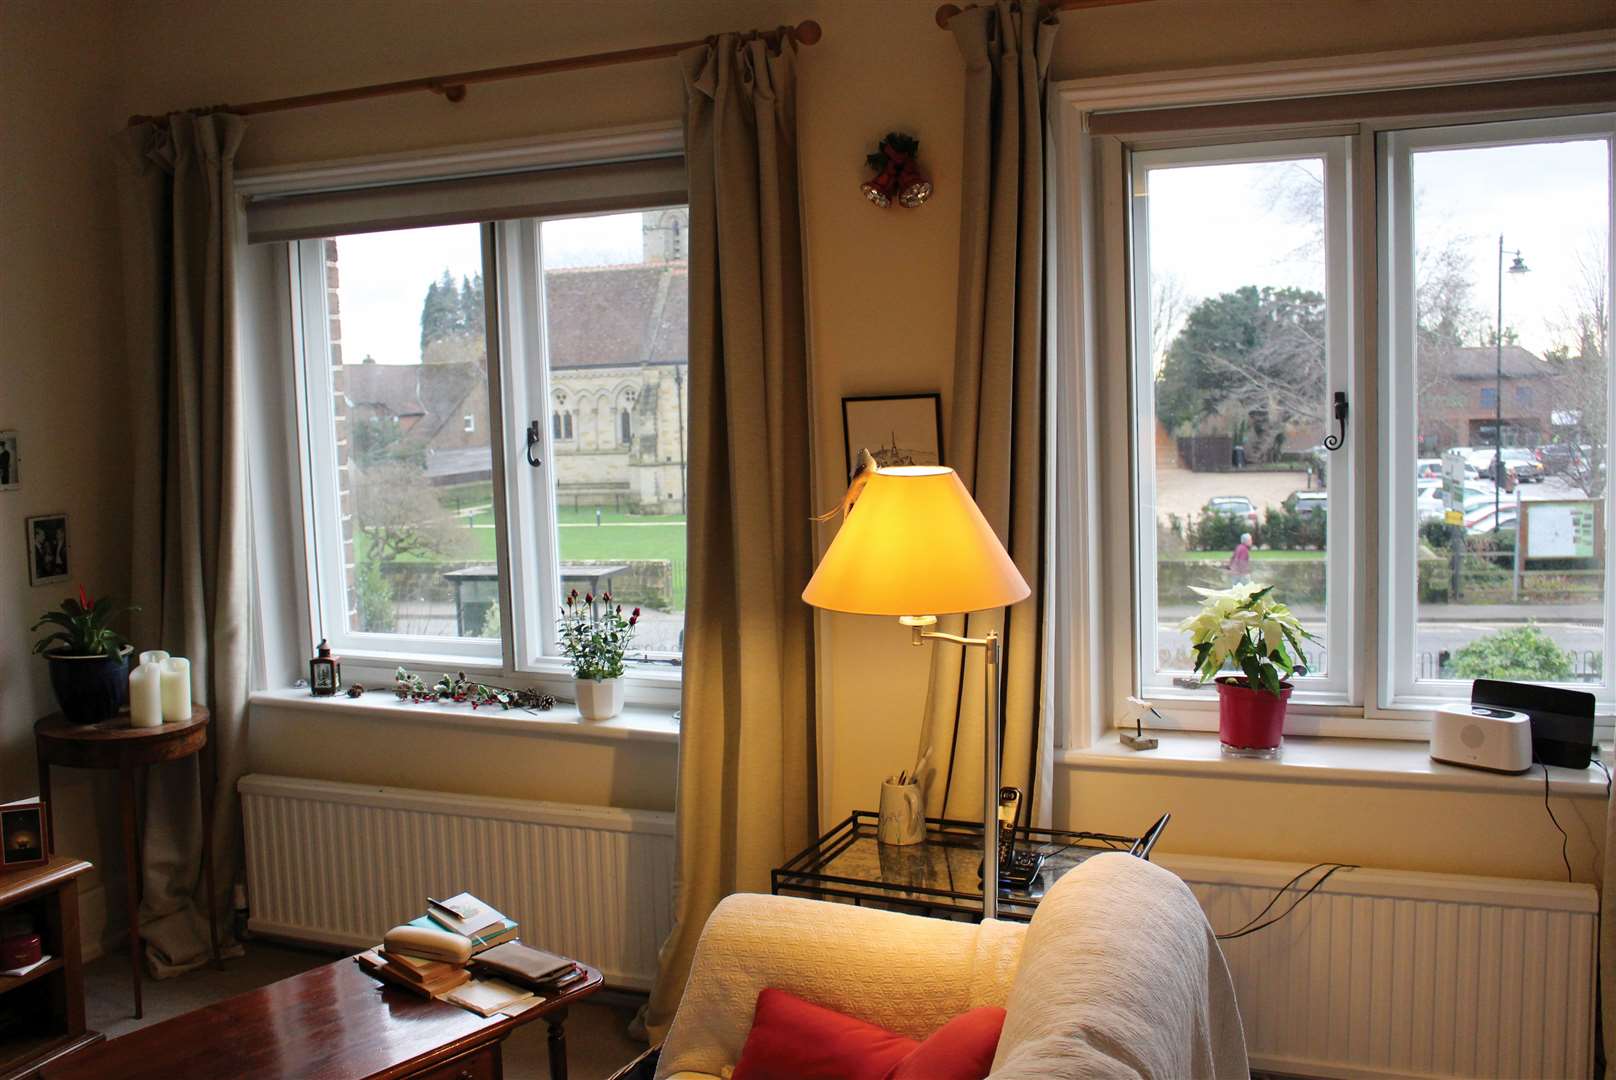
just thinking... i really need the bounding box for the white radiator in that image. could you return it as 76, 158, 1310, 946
239, 774, 676, 990
1157, 854, 1599, 1080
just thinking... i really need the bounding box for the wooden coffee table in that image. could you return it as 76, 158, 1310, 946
40, 954, 603, 1080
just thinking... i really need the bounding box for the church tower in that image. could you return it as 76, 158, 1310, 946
642, 208, 688, 263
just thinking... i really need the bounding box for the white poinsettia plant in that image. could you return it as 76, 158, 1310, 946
1179, 583, 1317, 696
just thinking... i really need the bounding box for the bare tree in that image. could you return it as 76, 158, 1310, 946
1543, 229, 1610, 497
352, 460, 468, 564
1149, 270, 1189, 372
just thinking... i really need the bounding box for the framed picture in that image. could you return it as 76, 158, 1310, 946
25, 513, 69, 586
841, 393, 944, 476
0, 798, 48, 870
0, 431, 17, 490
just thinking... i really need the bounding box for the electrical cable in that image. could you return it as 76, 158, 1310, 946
1540, 762, 1573, 882
1592, 756, 1610, 799
1216, 862, 1357, 941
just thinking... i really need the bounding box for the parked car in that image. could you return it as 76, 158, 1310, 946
1536, 443, 1586, 475
1498, 447, 1544, 483
1465, 506, 1518, 535
1416, 480, 1445, 522
1203, 495, 1259, 528
1289, 490, 1327, 519
1416, 458, 1444, 481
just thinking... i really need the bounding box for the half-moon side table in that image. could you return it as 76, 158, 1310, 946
35, 707, 220, 1018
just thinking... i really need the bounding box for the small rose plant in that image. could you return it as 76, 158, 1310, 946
558, 590, 639, 681
1179, 583, 1315, 695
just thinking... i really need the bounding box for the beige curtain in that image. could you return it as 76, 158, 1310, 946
116, 113, 250, 977
645, 32, 816, 1041
915, 3, 1058, 830
1603, 795, 1614, 1072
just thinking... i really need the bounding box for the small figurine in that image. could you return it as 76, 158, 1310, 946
309, 639, 341, 697
346, 683, 365, 698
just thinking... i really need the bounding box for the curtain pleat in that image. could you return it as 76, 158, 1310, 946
116, 112, 250, 977
646, 32, 816, 1041
916, 3, 1058, 830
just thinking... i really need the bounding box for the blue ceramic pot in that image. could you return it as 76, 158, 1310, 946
45, 647, 132, 724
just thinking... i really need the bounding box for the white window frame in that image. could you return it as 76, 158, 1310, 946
262, 124, 688, 706
1127, 137, 1356, 706
1049, 32, 1616, 749
1379, 112, 1616, 713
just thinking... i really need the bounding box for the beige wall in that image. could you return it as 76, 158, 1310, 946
3, 1, 1611, 957
1, 0, 131, 950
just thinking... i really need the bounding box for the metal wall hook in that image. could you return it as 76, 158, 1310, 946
524, 421, 543, 467
1323, 391, 1349, 452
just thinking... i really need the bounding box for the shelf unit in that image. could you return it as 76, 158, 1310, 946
0, 857, 100, 1080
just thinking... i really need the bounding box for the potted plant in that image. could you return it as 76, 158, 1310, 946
558, 590, 638, 720
31, 587, 138, 725
1179, 583, 1315, 758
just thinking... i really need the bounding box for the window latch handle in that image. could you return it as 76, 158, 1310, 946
1323, 391, 1348, 452
524, 421, 543, 468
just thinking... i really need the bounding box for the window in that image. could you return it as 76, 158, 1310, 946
1056, 48, 1616, 738
1382, 115, 1612, 708
295, 206, 690, 675
1129, 138, 1354, 703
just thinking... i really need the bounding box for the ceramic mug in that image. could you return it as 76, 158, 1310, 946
877, 780, 925, 846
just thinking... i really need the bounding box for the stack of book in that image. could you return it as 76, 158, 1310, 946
420, 892, 519, 953
355, 945, 470, 998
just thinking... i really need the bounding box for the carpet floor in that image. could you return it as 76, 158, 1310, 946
84, 939, 649, 1079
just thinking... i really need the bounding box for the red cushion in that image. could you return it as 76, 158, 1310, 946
731, 989, 1006, 1080
731, 989, 917, 1080
886, 1006, 1007, 1080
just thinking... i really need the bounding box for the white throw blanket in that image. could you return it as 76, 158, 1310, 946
655, 853, 1247, 1079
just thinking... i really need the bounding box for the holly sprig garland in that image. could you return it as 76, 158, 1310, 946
393, 667, 556, 712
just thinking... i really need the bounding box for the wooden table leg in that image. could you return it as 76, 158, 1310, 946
36, 747, 53, 856
200, 733, 221, 967
119, 762, 143, 1020
545, 1007, 569, 1080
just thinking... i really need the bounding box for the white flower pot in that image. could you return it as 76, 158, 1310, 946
575, 676, 624, 721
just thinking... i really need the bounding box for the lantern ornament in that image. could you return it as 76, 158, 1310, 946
309, 638, 342, 697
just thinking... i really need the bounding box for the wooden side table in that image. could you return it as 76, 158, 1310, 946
35, 708, 220, 1019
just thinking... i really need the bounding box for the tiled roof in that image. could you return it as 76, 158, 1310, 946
1436, 345, 1547, 380
544, 263, 688, 368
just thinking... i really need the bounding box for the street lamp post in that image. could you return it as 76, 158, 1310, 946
673, 364, 688, 516
1493, 236, 1530, 527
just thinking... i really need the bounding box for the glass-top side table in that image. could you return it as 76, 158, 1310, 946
771, 811, 1170, 922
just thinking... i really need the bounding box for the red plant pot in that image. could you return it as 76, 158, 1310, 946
1215, 677, 1292, 757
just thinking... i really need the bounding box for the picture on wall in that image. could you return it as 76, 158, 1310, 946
26, 513, 69, 586
0, 431, 17, 491
841, 393, 944, 476
0, 798, 47, 871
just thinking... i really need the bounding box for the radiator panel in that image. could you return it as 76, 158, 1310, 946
1158, 854, 1599, 1079
239, 774, 676, 990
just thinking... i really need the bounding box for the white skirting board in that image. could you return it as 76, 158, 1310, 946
238, 774, 676, 990
1156, 853, 1599, 1080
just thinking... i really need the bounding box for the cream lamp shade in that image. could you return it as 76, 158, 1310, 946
802, 466, 1029, 616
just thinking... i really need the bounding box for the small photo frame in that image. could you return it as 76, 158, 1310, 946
841, 393, 944, 476
25, 513, 69, 586
1, 798, 48, 870
0, 431, 17, 491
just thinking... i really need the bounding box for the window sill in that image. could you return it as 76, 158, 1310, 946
249, 688, 679, 744
1058, 730, 1608, 799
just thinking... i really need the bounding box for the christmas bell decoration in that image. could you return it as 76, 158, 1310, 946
861, 132, 932, 209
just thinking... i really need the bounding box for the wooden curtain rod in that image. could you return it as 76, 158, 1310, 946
128, 19, 822, 127
934, 0, 1153, 28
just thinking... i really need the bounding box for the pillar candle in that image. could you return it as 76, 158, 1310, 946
129, 662, 163, 728
161, 657, 192, 723
138, 649, 169, 668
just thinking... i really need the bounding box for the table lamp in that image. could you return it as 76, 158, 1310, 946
803, 465, 1030, 918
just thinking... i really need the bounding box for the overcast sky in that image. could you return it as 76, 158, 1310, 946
1145, 135, 1610, 359
333, 212, 645, 366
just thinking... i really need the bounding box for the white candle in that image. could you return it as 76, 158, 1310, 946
129, 662, 163, 728
161, 657, 192, 722
138, 650, 169, 668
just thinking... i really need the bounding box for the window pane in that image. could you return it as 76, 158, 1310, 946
1408, 135, 1610, 687
321, 224, 502, 641
1134, 151, 1339, 688
539, 209, 689, 659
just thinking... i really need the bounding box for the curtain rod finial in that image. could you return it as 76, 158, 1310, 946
935, 4, 962, 28
793, 20, 823, 45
